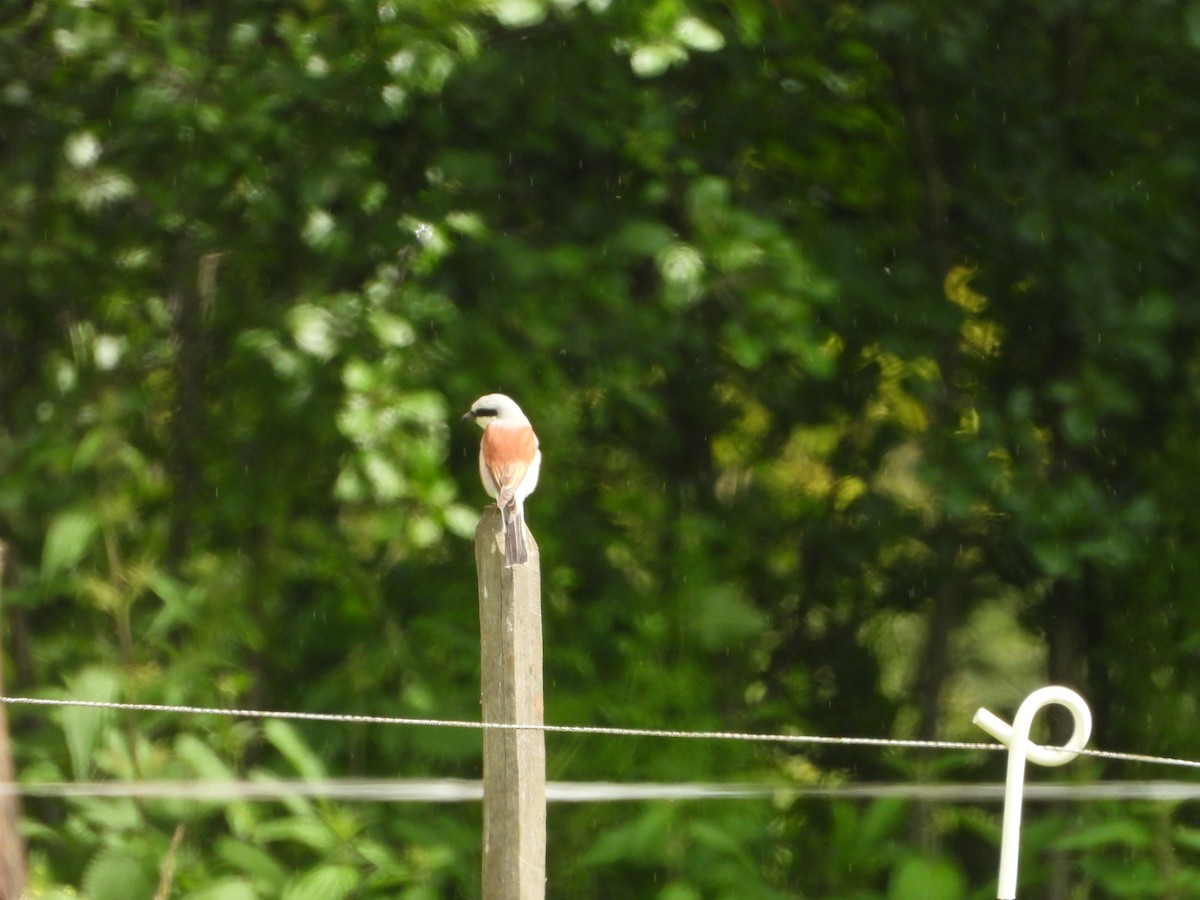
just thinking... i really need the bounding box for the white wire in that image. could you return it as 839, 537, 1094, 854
3, 695, 1199, 770
2, 778, 1199, 803
0, 779, 760, 803
0, 695, 999, 751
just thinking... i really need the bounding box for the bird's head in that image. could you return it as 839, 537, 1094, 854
463, 393, 527, 428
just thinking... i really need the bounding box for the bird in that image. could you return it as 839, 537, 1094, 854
463, 393, 542, 566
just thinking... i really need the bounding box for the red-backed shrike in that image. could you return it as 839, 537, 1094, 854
463, 393, 542, 566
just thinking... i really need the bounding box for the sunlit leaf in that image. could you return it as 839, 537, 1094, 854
491, 0, 546, 27
218, 837, 289, 889
187, 877, 260, 900
263, 719, 327, 781
41, 507, 99, 576
888, 857, 966, 900
943, 264, 988, 313
674, 16, 725, 52
81, 848, 155, 900
60, 666, 120, 779
630, 42, 686, 77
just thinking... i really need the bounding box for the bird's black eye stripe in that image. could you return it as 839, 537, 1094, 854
473, 407, 498, 417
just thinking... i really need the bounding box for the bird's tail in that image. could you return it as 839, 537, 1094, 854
502, 503, 529, 566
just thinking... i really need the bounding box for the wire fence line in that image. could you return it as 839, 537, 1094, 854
0, 695, 1001, 752
1, 779, 764, 803
4, 778, 1200, 804
6, 695, 1200, 774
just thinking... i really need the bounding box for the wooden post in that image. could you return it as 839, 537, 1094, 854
475, 507, 545, 900
0, 542, 27, 900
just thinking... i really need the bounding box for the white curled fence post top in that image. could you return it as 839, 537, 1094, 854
974, 685, 1093, 900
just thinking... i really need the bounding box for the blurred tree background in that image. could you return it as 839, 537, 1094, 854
3, 0, 1200, 896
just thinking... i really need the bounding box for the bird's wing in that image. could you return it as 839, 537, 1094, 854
482, 425, 538, 507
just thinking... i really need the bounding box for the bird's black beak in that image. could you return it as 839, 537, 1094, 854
462, 410, 477, 421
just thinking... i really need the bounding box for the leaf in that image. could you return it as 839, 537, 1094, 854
943, 264, 988, 313
186, 877, 260, 900
362, 452, 406, 501
81, 848, 155, 900
176, 732, 236, 780
630, 43, 687, 78
145, 568, 191, 608
255, 816, 337, 851
174, 731, 263, 834
614, 219, 677, 255
263, 718, 327, 780
1173, 824, 1200, 852
888, 857, 966, 900
73, 426, 110, 468
658, 884, 702, 900
60, 666, 120, 779
218, 837, 289, 889
691, 583, 768, 649
1054, 818, 1152, 851
288, 303, 339, 359
852, 798, 909, 864
1031, 541, 1075, 579
582, 805, 675, 866
673, 16, 725, 52
444, 503, 480, 538
1188, 1, 1200, 47
72, 795, 143, 831
41, 507, 100, 576
491, 0, 546, 27
282, 864, 359, 900
686, 820, 755, 866
724, 321, 769, 370
368, 309, 416, 348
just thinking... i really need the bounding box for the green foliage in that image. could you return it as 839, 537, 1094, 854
81, 846, 157, 900
4, 0, 1200, 896
58, 667, 120, 780
1000, 803, 1200, 898
889, 857, 966, 900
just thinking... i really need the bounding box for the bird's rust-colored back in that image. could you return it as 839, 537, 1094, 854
481, 424, 538, 507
